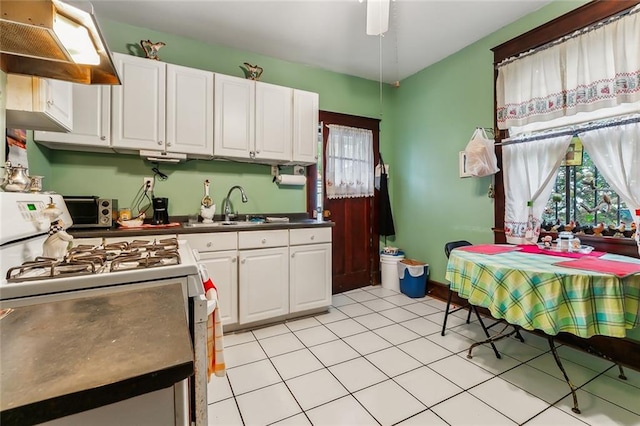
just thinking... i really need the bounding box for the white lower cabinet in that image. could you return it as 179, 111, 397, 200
238, 246, 289, 324
238, 229, 289, 324
289, 243, 331, 313
182, 233, 238, 327
197, 250, 238, 326
289, 228, 332, 313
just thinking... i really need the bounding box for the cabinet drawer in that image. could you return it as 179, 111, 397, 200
289, 227, 332, 246
238, 230, 288, 249
182, 233, 237, 252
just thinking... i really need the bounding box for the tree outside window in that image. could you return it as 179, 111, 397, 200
541, 137, 632, 236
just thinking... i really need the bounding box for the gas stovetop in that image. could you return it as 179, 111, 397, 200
0, 238, 199, 302
6, 238, 181, 283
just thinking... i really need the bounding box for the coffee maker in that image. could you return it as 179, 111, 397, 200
151, 197, 169, 225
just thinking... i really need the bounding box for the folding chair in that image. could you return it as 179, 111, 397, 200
441, 240, 524, 359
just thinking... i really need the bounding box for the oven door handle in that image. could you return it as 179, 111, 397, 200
195, 294, 217, 323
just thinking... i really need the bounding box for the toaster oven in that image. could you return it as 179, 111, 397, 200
63, 196, 118, 228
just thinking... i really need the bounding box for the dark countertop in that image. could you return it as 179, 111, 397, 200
69, 215, 334, 239
0, 283, 193, 426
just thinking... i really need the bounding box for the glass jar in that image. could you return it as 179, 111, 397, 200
558, 231, 574, 252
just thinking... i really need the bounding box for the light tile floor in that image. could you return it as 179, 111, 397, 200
208, 286, 640, 426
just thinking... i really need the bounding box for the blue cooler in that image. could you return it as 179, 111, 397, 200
398, 260, 428, 298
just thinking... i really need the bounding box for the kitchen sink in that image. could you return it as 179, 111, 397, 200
182, 221, 264, 228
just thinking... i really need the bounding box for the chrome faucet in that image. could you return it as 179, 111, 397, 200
223, 185, 248, 222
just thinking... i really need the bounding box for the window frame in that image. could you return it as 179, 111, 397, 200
491, 0, 640, 258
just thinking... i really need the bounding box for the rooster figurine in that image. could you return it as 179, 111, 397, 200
612, 222, 626, 238
593, 222, 605, 236
240, 63, 263, 81
141, 40, 166, 60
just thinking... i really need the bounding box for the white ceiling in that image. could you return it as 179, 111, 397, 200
91, 0, 554, 83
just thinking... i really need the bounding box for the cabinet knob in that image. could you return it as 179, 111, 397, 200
291, 253, 295, 258
261, 238, 267, 244
206, 242, 212, 247
157, 141, 163, 145
47, 100, 54, 106
167, 142, 172, 147
100, 136, 106, 141
232, 257, 237, 263
241, 258, 246, 264
255, 150, 260, 154
310, 235, 315, 240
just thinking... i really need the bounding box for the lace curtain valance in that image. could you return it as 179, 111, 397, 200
496, 6, 640, 131
325, 124, 374, 199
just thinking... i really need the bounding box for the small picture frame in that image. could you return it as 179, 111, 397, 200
459, 151, 472, 178
561, 137, 584, 167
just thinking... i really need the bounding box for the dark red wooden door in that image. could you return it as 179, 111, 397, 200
308, 111, 380, 294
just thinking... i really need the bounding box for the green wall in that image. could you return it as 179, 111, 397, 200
390, 1, 588, 285
38, 19, 395, 218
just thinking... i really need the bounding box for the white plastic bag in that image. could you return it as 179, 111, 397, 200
464, 128, 499, 177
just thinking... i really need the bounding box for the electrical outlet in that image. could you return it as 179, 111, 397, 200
143, 177, 154, 192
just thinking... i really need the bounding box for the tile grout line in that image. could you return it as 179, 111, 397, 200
212, 289, 636, 426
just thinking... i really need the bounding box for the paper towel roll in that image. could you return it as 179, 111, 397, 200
276, 175, 306, 186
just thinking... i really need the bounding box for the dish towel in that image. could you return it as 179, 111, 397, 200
202, 269, 226, 380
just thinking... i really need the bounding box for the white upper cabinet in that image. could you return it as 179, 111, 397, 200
255, 82, 292, 162
45, 78, 73, 130
214, 74, 316, 164
292, 89, 319, 165
35, 85, 111, 150
166, 63, 214, 157
111, 53, 214, 157
213, 74, 255, 159
112, 53, 166, 152
6, 75, 73, 132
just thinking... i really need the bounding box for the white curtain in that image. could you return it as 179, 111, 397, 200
496, 6, 640, 131
325, 124, 374, 199
503, 134, 573, 244
580, 120, 640, 255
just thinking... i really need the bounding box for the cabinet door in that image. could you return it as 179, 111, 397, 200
292, 89, 319, 165
112, 53, 166, 151
255, 82, 292, 162
166, 64, 214, 157
213, 74, 254, 159
289, 243, 331, 313
198, 250, 238, 326
35, 85, 110, 148
44, 78, 73, 130
239, 247, 288, 324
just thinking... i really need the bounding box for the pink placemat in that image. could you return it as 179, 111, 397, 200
517, 244, 605, 259
457, 244, 520, 255
554, 257, 640, 277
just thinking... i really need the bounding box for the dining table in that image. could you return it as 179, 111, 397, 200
445, 243, 640, 414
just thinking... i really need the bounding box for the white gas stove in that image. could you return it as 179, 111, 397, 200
0, 192, 209, 425
0, 192, 201, 301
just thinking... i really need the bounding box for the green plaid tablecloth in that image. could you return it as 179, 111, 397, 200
445, 248, 640, 338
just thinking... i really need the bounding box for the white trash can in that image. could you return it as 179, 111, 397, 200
380, 250, 405, 292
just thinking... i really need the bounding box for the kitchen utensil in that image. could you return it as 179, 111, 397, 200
151, 197, 170, 225
202, 180, 213, 207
